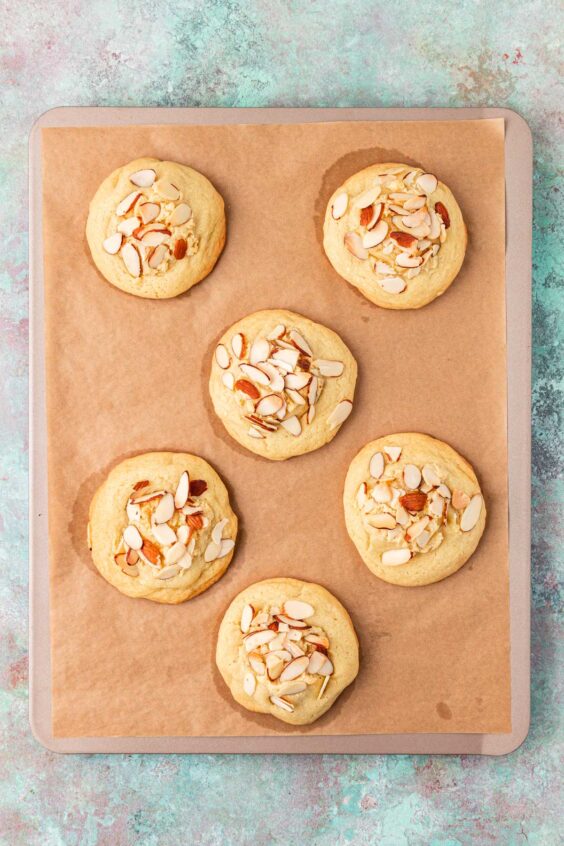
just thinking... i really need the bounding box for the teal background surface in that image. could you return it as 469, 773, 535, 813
1, 2, 562, 843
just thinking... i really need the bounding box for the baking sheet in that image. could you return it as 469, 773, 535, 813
29, 107, 532, 754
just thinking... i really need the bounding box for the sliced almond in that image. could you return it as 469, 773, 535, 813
204, 540, 221, 561
437, 484, 452, 499
307, 650, 327, 675
169, 203, 192, 226
244, 629, 276, 652
313, 359, 344, 378
243, 672, 256, 696
285, 388, 305, 406
406, 515, 430, 541
384, 445, 402, 462
403, 195, 426, 211
231, 333, 246, 359
279, 655, 309, 682
219, 538, 235, 559
121, 243, 142, 277
369, 513, 396, 530
327, 399, 352, 430
270, 695, 294, 713
267, 324, 286, 340
288, 329, 312, 356
215, 344, 230, 369
378, 276, 406, 294
148, 243, 169, 269
460, 494, 483, 532
452, 489, 471, 510
152, 522, 177, 546
362, 220, 388, 249
240, 604, 254, 634
356, 482, 368, 507
173, 238, 187, 260
429, 494, 445, 517
249, 653, 265, 674
139, 202, 160, 224
156, 564, 180, 580
345, 232, 368, 260
435, 201, 451, 229
164, 541, 187, 565
154, 492, 174, 524
422, 464, 441, 487
332, 191, 348, 219
285, 372, 310, 390
118, 216, 141, 236
103, 232, 123, 254
402, 209, 428, 228
372, 483, 392, 504
172, 471, 189, 511
369, 451, 385, 479
381, 548, 411, 566
396, 253, 422, 268
240, 363, 270, 385
176, 525, 190, 545
416, 530, 431, 549
429, 210, 441, 240
403, 464, 422, 490
279, 681, 307, 696
116, 192, 141, 216
318, 658, 334, 676
374, 260, 396, 275
123, 524, 143, 550
395, 505, 410, 526
257, 362, 285, 392
140, 230, 169, 248
283, 599, 314, 620
250, 337, 270, 364
256, 394, 284, 416
416, 173, 438, 194
308, 375, 318, 406
129, 168, 156, 188
280, 416, 302, 436
154, 179, 180, 201
354, 186, 381, 208
272, 347, 299, 370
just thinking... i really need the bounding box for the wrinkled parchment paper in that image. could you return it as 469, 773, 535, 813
42, 119, 510, 737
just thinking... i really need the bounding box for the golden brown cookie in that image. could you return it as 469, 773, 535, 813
209, 309, 357, 460
88, 452, 237, 603
323, 163, 466, 309
216, 578, 359, 725
86, 157, 226, 298
344, 433, 486, 586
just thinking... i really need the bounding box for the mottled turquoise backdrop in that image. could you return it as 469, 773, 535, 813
1, 1, 562, 844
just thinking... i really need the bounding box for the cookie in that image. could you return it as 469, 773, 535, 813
88, 452, 237, 603
216, 578, 359, 725
209, 309, 357, 460
86, 157, 226, 298
343, 433, 486, 586
323, 163, 466, 309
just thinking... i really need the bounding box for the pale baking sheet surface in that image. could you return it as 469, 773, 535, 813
41, 118, 510, 738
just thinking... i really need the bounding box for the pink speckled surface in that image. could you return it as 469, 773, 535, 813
1, 1, 563, 843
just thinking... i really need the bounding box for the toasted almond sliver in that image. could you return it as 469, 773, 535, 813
140, 231, 168, 247
215, 344, 230, 369
154, 492, 175, 524
117, 216, 141, 236
369, 451, 385, 479
155, 179, 180, 201
356, 482, 368, 507
370, 513, 396, 530
172, 471, 189, 511
139, 202, 160, 224
285, 372, 310, 390
362, 220, 388, 248
307, 650, 327, 675
279, 681, 307, 696
354, 186, 381, 208
156, 564, 180, 580
164, 541, 187, 565
204, 540, 221, 562
103, 232, 123, 254
403, 464, 422, 490
384, 445, 402, 462
123, 525, 143, 550
244, 629, 276, 652
280, 416, 302, 437
416, 172, 438, 194
288, 329, 312, 356
318, 658, 334, 676
152, 522, 177, 546
283, 599, 314, 620
240, 363, 270, 385
249, 337, 270, 365
116, 191, 141, 216
148, 243, 168, 269
345, 232, 368, 260
378, 276, 406, 294
403, 209, 428, 228
169, 203, 192, 226
437, 484, 451, 499
396, 253, 422, 268
313, 359, 344, 378
240, 603, 254, 634
243, 672, 256, 696
129, 168, 156, 188
256, 394, 284, 416
270, 695, 294, 713
267, 323, 286, 340
121, 242, 141, 277
460, 494, 483, 532
381, 548, 411, 566
422, 464, 441, 487
279, 655, 309, 682
332, 191, 348, 219
231, 333, 246, 359
406, 515, 430, 541
327, 399, 352, 430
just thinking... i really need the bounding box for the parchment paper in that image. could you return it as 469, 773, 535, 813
42, 119, 510, 737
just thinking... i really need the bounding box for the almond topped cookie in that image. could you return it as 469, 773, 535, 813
88, 452, 237, 603
86, 157, 226, 298
323, 163, 466, 309
209, 309, 358, 460
216, 578, 359, 725
344, 433, 486, 586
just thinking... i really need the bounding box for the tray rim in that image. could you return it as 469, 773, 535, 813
29, 106, 532, 755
